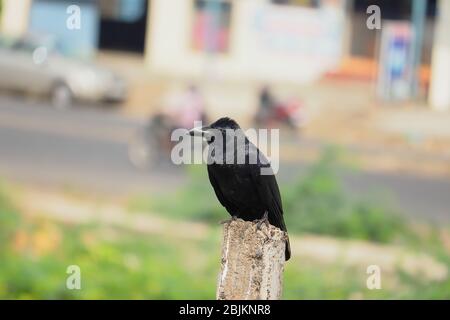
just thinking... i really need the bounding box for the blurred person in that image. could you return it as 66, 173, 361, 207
163, 85, 207, 130
257, 85, 277, 125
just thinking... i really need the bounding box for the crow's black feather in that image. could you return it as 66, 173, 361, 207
203, 117, 291, 261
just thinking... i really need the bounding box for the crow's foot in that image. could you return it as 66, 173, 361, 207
256, 211, 270, 231
220, 215, 238, 225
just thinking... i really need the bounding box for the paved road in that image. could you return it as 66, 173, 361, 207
0, 95, 184, 195
0, 95, 449, 221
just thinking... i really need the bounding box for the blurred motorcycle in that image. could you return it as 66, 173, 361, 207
254, 97, 306, 130
128, 114, 173, 169
129, 85, 207, 169
128, 112, 208, 169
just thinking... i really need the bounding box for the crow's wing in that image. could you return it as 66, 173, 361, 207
207, 165, 237, 215
246, 141, 286, 230
249, 168, 286, 232
249, 164, 291, 260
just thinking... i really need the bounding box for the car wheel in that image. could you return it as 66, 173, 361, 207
51, 83, 72, 110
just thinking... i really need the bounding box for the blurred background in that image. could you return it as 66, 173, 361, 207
0, 0, 449, 299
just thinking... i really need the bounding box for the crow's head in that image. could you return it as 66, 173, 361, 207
189, 117, 241, 144
209, 117, 240, 130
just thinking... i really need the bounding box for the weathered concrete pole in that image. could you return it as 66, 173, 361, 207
216, 218, 287, 300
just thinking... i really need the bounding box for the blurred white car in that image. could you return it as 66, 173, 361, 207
0, 34, 127, 108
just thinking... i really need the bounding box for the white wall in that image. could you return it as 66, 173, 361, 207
429, 0, 450, 111
0, 0, 31, 36
145, 0, 346, 84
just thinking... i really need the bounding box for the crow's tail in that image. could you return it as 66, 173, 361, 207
285, 236, 291, 261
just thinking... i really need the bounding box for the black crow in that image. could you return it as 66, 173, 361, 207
189, 117, 291, 261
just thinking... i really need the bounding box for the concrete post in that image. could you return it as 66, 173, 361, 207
216, 218, 286, 300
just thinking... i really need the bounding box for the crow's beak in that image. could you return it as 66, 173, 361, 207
188, 126, 210, 137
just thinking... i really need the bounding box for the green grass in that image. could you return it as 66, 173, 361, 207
0, 183, 218, 299
0, 204, 218, 298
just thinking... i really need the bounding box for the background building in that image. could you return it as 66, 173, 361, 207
146, 0, 346, 84
0, 0, 149, 58
0, 0, 448, 109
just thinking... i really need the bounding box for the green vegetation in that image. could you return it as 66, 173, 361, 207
1, 150, 449, 299
283, 149, 408, 243
130, 148, 409, 243
0, 186, 218, 299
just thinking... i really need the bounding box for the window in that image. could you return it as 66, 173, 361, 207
192, 0, 232, 54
